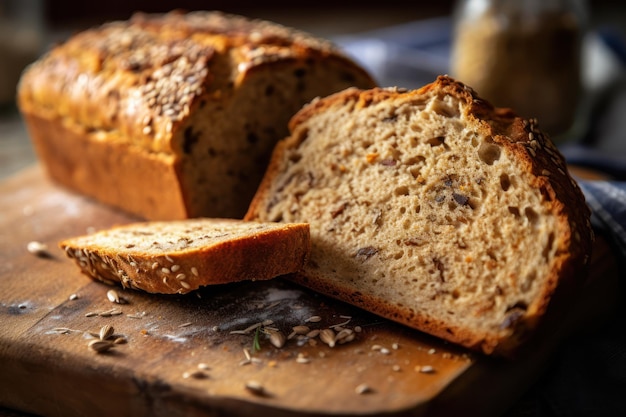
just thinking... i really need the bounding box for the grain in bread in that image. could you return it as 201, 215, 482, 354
59, 219, 310, 294
245, 76, 593, 355
17, 10, 377, 220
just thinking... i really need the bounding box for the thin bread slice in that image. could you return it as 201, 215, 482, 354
245, 76, 593, 355
59, 219, 310, 294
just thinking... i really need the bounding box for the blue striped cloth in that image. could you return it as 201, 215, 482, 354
579, 181, 626, 260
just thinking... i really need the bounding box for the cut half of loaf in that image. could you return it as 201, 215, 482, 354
59, 219, 310, 294
245, 76, 593, 355
18, 11, 376, 220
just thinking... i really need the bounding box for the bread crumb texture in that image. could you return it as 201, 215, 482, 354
246, 76, 593, 355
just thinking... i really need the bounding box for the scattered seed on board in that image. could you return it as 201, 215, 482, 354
113, 337, 127, 344
245, 380, 266, 396
319, 329, 336, 347
107, 289, 120, 303
305, 315, 322, 323
52, 327, 73, 334
295, 353, 310, 364
88, 339, 114, 353
355, 383, 373, 395
99, 324, 115, 340
418, 365, 435, 374
183, 370, 208, 379
27, 241, 50, 257
268, 329, 286, 348
68, 293, 78, 301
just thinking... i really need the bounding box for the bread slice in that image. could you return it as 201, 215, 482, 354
59, 219, 310, 294
245, 76, 593, 355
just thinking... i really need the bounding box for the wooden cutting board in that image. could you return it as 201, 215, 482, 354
0, 165, 619, 417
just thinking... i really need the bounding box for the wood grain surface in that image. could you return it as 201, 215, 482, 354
0, 166, 619, 417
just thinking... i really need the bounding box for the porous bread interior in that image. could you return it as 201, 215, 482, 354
176, 55, 372, 218
259, 91, 559, 339
69, 220, 281, 254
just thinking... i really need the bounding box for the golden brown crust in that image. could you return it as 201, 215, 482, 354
246, 75, 593, 356
17, 10, 370, 155
18, 10, 376, 220
59, 219, 310, 294
22, 113, 189, 220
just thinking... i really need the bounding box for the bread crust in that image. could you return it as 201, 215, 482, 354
246, 76, 593, 356
18, 10, 376, 220
59, 219, 310, 294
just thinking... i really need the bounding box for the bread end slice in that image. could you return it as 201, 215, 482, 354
59, 219, 310, 294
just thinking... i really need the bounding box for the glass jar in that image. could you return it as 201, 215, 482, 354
450, 0, 588, 141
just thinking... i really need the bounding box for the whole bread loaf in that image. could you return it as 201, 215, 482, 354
59, 219, 310, 294
245, 76, 594, 355
17, 10, 376, 220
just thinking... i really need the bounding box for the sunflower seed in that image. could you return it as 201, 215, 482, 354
244, 380, 265, 395
319, 329, 336, 347
51, 327, 73, 334
267, 329, 286, 348
355, 383, 372, 395
107, 289, 120, 303
305, 315, 322, 323
306, 329, 320, 338
292, 325, 310, 335
183, 370, 208, 379
27, 241, 49, 257
88, 339, 114, 353
99, 324, 114, 340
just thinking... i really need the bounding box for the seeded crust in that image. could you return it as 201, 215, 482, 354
59, 219, 310, 294
245, 76, 593, 356
17, 10, 376, 220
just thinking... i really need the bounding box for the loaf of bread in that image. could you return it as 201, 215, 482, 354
245, 76, 593, 355
59, 219, 310, 294
17, 10, 376, 220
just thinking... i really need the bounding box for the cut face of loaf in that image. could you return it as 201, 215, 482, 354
59, 219, 310, 294
245, 76, 593, 355
17, 11, 377, 220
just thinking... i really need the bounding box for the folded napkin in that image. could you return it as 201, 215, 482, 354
579, 181, 626, 259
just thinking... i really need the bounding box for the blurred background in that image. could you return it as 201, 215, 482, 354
0, 2, 625, 416
1, 0, 625, 178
